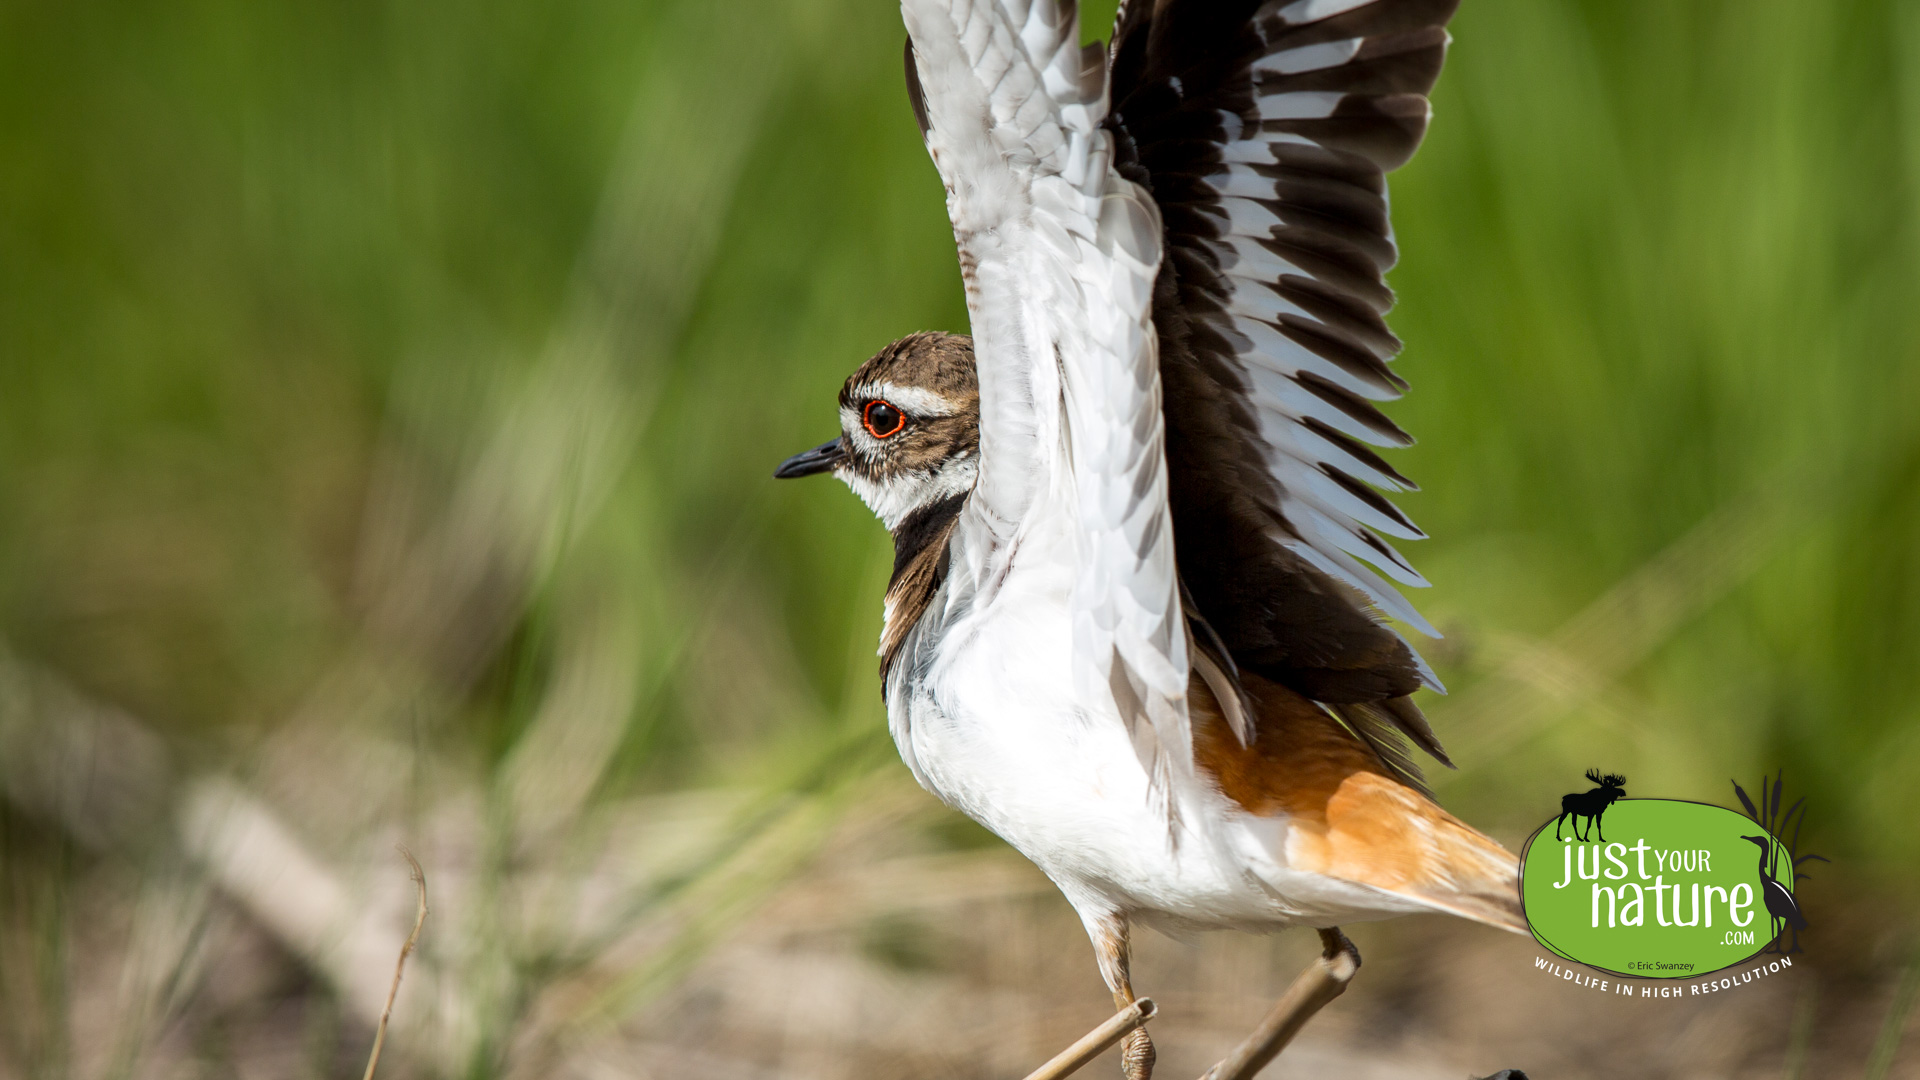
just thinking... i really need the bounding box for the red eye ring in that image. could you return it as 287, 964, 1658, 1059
862, 399, 906, 439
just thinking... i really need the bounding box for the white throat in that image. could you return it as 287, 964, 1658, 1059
840, 452, 978, 531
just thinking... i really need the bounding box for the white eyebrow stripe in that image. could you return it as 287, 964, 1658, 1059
850, 382, 959, 417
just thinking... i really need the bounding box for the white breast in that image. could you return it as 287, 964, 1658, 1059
884, 512, 1429, 931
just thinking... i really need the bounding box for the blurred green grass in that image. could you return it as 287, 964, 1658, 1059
2, 0, 1919, 1051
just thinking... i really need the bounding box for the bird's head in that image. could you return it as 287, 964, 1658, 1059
1740, 835, 1771, 850
773, 332, 980, 530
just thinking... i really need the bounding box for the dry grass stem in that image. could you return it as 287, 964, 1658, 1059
361, 848, 429, 1080
1019, 998, 1157, 1080
1198, 936, 1358, 1080
1864, 961, 1920, 1080
1780, 983, 1816, 1080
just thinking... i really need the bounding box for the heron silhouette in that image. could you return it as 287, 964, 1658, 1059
1741, 834, 1807, 953
1731, 773, 1827, 955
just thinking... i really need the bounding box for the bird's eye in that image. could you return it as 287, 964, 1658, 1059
863, 400, 905, 439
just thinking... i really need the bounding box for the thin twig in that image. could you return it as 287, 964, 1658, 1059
1019, 998, 1157, 1080
1199, 934, 1359, 1080
361, 848, 429, 1080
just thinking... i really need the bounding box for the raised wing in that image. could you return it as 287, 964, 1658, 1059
900, 1, 1194, 788
1106, 0, 1459, 780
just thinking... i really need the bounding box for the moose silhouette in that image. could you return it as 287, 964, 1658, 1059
1554, 769, 1627, 842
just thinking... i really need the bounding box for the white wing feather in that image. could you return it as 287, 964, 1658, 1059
901, 0, 1193, 784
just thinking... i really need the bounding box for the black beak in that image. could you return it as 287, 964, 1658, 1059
774, 438, 846, 479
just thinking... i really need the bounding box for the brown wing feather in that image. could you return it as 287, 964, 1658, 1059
1107, 0, 1461, 779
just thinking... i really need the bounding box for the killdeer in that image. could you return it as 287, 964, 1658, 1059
777, 1, 1522, 1075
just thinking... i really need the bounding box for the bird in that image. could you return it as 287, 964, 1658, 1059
1740, 834, 1807, 954
775, 1, 1525, 1075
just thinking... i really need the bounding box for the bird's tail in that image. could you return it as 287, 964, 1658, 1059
1303, 769, 1528, 936
1188, 670, 1528, 935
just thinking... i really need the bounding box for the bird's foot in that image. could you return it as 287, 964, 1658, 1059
1120, 1026, 1155, 1080
1318, 927, 1361, 970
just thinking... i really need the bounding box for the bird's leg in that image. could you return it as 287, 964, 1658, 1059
1088, 912, 1155, 1080
1198, 927, 1360, 1080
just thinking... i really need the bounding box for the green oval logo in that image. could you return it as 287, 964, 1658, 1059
1520, 799, 1796, 978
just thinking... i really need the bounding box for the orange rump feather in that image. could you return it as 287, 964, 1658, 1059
1191, 672, 1526, 934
